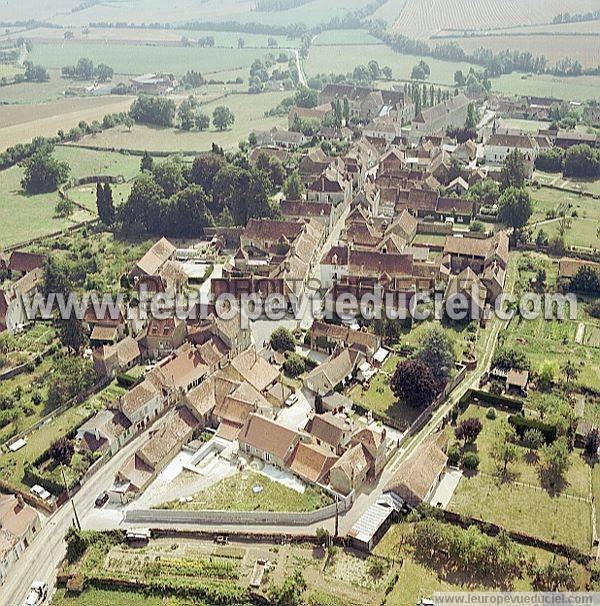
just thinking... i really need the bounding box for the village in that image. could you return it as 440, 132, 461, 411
1, 61, 599, 606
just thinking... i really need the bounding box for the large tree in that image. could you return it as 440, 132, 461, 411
417, 325, 456, 384
283, 171, 305, 200
270, 327, 295, 352
189, 153, 227, 192
212, 106, 235, 131
390, 359, 438, 408
119, 173, 164, 234
498, 187, 533, 229
501, 149, 528, 190
162, 185, 214, 237
21, 150, 70, 194
151, 157, 186, 197
455, 418, 483, 444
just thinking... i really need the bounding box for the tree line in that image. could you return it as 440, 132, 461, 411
61, 57, 114, 81
536, 144, 600, 179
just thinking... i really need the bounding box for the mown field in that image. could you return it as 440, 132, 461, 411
0, 146, 141, 247
70, 90, 289, 153
304, 41, 477, 85
27, 42, 280, 77
491, 71, 600, 102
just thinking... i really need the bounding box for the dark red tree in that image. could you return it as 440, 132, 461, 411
390, 359, 438, 408
49, 437, 75, 466
455, 417, 483, 444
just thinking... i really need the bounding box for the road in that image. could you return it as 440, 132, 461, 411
294, 49, 308, 88
0, 428, 152, 606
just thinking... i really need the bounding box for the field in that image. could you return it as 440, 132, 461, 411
0, 146, 142, 247
490, 72, 600, 103
446, 403, 594, 551
304, 42, 477, 85
28, 42, 282, 77
388, 0, 600, 38
159, 471, 333, 512
450, 34, 600, 69
52, 589, 179, 606
70, 91, 289, 153
312, 29, 384, 46
0, 94, 135, 151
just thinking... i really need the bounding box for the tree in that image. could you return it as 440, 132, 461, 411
391, 359, 438, 409
536, 229, 549, 246
492, 347, 530, 372
268, 570, 306, 606
491, 426, 520, 476
560, 359, 580, 384
542, 437, 571, 480
189, 153, 227, 192
129, 96, 176, 127
151, 157, 186, 197
94, 63, 113, 82
417, 325, 456, 384
500, 149, 528, 190
96, 182, 115, 225
59, 315, 85, 354
195, 112, 210, 131
570, 266, 600, 296
468, 179, 499, 209
563, 144, 600, 179
270, 327, 295, 352
498, 187, 533, 229
522, 428, 545, 453
140, 151, 153, 172
294, 86, 318, 108
537, 362, 555, 390
212, 106, 235, 131
585, 428, 600, 459
55, 196, 74, 218
465, 103, 478, 129
455, 418, 483, 444
283, 353, 306, 378
532, 559, 576, 591
49, 437, 75, 466
21, 151, 70, 194
119, 173, 164, 234
178, 98, 196, 130
283, 171, 305, 200
162, 185, 213, 237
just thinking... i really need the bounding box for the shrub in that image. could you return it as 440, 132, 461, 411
486, 408, 497, 420
461, 452, 480, 470
508, 415, 557, 444
447, 444, 461, 467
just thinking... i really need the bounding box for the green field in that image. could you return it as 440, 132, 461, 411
0, 146, 142, 247
28, 43, 282, 77
491, 72, 600, 102
312, 29, 384, 46
71, 91, 289, 153
305, 42, 477, 85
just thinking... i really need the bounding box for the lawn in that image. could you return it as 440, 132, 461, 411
159, 471, 333, 512
305, 43, 477, 85
448, 473, 593, 551
0, 146, 142, 247
70, 91, 290, 153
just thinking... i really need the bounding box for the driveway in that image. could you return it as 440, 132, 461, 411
276, 388, 314, 431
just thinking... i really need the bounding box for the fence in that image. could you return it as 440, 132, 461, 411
126, 499, 349, 527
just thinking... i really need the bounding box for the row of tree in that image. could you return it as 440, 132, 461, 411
61, 57, 114, 81
537, 144, 600, 179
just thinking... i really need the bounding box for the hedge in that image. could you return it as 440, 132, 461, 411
116, 372, 141, 388
508, 415, 557, 444
467, 389, 524, 412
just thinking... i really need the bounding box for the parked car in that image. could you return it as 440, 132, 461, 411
25, 581, 48, 606
285, 393, 299, 407
30, 485, 52, 502
95, 492, 109, 508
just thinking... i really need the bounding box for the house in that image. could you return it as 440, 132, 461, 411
363, 118, 400, 143
305, 348, 363, 396
143, 317, 187, 360
558, 258, 600, 283
288, 104, 331, 128
253, 126, 306, 149
115, 376, 165, 433
350, 426, 388, 476
305, 412, 353, 456
329, 443, 372, 496
444, 267, 488, 320
0, 268, 43, 333
249, 147, 290, 167
288, 441, 338, 485
409, 94, 470, 144
0, 494, 41, 585
114, 404, 200, 500
225, 347, 280, 396
280, 200, 333, 231
384, 433, 447, 508
485, 132, 539, 172
555, 130, 599, 149
446, 176, 469, 196
5, 252, 45, 279
130, 237, 177, 281
307, 170, 352, 206
238, 413, 302, 469
77, 409, 133, 456
130, 73, 177, 95
299, 148, 334, 181
92, 336, 141, 378
506, 369, 529, 396
310, 321, 381, 361
453, 139, 478, 164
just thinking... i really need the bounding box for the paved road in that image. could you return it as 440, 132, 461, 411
0, 428, 152, 606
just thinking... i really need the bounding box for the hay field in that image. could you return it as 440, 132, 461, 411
390, 0, 600, 39
0, 95, 135, 151
451, 34, 600, 68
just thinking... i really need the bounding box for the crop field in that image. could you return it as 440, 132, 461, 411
305, 42, 477, 85
1, 27, 301, 48
389, 0, 600, 39
0, 70, 91, 105
70, 90, 289, 153
0, 146, 142, 247
0, 95, 135, 151
449, 34, 600, 69
28, 42, 280, 77
312, 29, 384, 46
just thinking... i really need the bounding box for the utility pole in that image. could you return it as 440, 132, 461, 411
60, 463, 81, 531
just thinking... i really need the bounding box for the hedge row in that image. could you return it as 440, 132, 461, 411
508, 415, 558, 444
116, 372, 142, 388
466, 389, 524, 412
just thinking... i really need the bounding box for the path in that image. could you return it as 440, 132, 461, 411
295, 49, 308, 88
